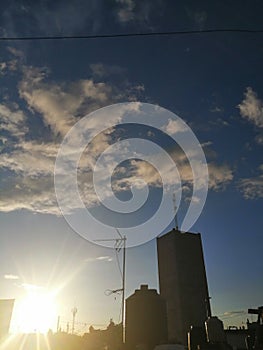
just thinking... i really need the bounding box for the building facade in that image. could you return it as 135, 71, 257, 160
157, 229, 211, 345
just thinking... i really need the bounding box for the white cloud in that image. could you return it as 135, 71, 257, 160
238, 87, 263, 128
0, 61, 235, 216
0, 64, 146, 214
161, 118, 188, 135
19, 66, 114, 137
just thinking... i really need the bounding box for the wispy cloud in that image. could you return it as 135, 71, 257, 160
238, 170, 263, 200
208, 163, 234, 191
210, 106, 224, 113
220, 310, 246, 318
209, 117, 229, 127
0, 1, 102, 38
238, 87, 263, 128
85, 256, 113, 263
96, 256, 113, 262
114, 0, 159, 28
90, 63, 126, 79
4, 274, 19, 280
116, 0, 135, 23
0, 103, 28, 139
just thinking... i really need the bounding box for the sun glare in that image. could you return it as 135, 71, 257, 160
13, 289, 58, 333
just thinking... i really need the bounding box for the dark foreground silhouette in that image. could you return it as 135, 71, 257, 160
0, 321, 123, 350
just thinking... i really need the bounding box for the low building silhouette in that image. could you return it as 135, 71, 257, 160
125, 284, 168, 350
0, 299, 14, 339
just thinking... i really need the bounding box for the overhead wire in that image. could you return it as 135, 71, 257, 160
0, 28, 262, 41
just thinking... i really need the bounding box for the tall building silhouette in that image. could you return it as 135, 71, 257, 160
157, 229, 211, 345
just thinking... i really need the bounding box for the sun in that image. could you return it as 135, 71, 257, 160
13, 288, 58, 333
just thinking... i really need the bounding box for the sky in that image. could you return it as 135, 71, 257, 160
0, 0, 263, 334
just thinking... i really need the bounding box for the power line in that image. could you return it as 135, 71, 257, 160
0, 28, 263, 41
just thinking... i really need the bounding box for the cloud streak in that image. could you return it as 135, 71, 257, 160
238, 174, 263, 200
85, 256, 113, 263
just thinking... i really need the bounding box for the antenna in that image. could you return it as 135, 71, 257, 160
94, 229, 126, 343
173, 192, 179, 230
71, 307, 77, 334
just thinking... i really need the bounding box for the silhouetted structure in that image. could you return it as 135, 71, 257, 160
225, 328, 248, 350
246, 306, 263, 350
83, 320, 122, 350
0, 299, 14, 339
157, 229, 211, 345
125, 284, 168, 350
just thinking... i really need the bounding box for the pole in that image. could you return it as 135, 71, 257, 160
173, 192, 179, 230
121, 235, 126, 343
72, 307, 77, 334
57, 315, 60, 333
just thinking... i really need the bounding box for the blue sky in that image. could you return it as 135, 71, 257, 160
0, 0, 263, 333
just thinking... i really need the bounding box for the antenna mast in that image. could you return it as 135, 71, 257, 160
94, 229, 126, 343
173, 192, 179, 230
116, 229, 126, 344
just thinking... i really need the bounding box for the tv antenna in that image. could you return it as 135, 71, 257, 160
94, 229, 126, 343
173, 192, 179, 230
